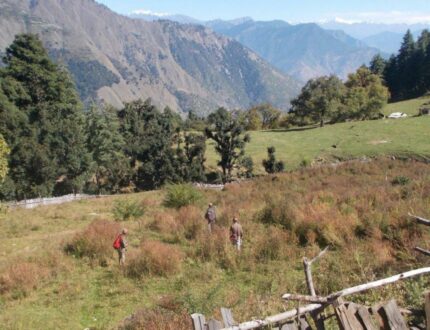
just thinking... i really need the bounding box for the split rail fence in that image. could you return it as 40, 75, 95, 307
191, 214, 430, 330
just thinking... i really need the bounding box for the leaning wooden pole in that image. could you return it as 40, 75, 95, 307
284, 267, 430, 303
415, 247, 430, 256
220, 267, 430, 330
409, 213, 430, 226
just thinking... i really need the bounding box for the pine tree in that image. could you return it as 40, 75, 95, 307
398, 30, 416, 65
118, 99, 180, 189
369, 54, 387, 76
262, 146, 284, 174
0, 34, 90, 199
205, 108, 250, 182
175, 132, 207, 182
86, 105, 130, 194
397, 30, 417, 99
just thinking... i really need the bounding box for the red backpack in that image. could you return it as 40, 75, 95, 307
113, 235, 122, 250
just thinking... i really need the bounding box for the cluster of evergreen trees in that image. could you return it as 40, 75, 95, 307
370, 29, 430, 101
0, 34, 210, 200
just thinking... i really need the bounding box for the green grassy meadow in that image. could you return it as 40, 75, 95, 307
1, 159, 430, 329
1, 97, 430, 329
207, 97, 430, 173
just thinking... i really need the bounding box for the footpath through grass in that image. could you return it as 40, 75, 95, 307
207, 97, 430, 173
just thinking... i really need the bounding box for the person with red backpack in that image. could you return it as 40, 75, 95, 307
113, 228, 128, 266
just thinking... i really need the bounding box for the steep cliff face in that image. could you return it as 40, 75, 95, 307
0, 0, 300, 114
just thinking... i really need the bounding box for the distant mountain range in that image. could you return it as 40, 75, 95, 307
0, 0, 300, 114
132, 14, 382, 82
205, 19, 381, 82
320, 21, 430, 54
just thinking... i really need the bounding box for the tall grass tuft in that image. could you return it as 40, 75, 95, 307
64, 219, 121, 265
118, 307, 191, 330
126, 241, 183, 277
0, 262, 50, 298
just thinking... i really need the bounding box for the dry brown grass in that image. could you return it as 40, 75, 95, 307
126, 240, 184, 277
2, 158, 430, 329
0, 262, 50, 297
118, 308, 191, 330
175, 205, 205, 240
193, 227, 238, 269
64, 219, 122, 265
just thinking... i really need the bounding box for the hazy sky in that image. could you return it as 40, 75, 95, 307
96, 0, 430, 24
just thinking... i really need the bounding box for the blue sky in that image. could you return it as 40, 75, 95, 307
96, 0, 430, 23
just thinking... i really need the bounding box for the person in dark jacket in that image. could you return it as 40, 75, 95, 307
205, 203, 216, 233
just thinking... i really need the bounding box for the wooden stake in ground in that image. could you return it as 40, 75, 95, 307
303, 247, 329, 296
425, 291, 430, 330
303, 247, 329, 330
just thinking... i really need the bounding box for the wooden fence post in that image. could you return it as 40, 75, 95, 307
191, 313, 207, 330
425, 291, 430, 330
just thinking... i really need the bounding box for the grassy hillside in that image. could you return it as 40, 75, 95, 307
207, 98, 430, 173
383, 95, 430, 116
1, 159, 429, 329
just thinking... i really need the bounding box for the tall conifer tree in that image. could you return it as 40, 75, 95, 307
0, 34, 90, 199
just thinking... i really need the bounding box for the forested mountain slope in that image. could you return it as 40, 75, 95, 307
0, 0, 300, 114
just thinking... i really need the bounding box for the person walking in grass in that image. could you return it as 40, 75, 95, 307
205, 202, 217, 233
230, 216, 243, 251
113, 228, 128, 266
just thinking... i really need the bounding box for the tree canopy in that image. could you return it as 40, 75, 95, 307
290, 75, 346, 127
205, 108, 250, 182
0, 34, 90, 199
381, 29, 430, 100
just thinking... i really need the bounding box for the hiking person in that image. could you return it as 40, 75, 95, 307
230, 216, 243, 251
113, 228, 128, 266
205, 202, 216, 232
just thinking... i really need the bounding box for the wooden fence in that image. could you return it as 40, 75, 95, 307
192, 214, 430, 330
5, 194, 103, 209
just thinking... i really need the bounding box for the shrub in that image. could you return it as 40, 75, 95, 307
175, 205, 204, 240
163, 184, 202, 209
0, 262, 50, 298
118, 307, 191, 330
262, 147, 285, 174
193, 228, 237, 269
64, 219, 121, 265
391, 175, 410, 186
254, 227, 289, 261
258, 198, 297, 230
238, 156, 254, 178
149, 212, 179, 233
300, 158, 311, 168
126, 241, 183, 277
112, 199, 145, 221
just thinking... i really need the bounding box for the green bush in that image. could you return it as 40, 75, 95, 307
300, 158, 311, 168
112, 199, 145, 221
163, 184, 202, 209
391, 175, 410, 186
